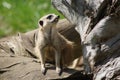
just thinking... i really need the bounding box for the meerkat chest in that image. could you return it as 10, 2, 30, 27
43, 27, 58, 45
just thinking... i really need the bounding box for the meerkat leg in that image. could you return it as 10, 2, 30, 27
34, 46, 46, 75
55, 49, 62, 75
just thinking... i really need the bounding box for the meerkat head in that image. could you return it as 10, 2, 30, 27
38, 14, 60, 28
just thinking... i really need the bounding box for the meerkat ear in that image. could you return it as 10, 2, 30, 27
39, 20, 43, 26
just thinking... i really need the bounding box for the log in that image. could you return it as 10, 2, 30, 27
0, 0, 120, 79
0, 19, 84, 80
52, 0, 120, 80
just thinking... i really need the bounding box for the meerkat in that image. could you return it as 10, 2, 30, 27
34, 14, 74, 75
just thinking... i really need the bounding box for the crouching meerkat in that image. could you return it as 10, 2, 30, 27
34, 14, 74, 75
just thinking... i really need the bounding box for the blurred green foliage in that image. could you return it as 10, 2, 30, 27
0, 0, 63, 38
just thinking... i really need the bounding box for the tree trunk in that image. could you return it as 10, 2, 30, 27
52, 0, 120, 80
0, 0, 120, 80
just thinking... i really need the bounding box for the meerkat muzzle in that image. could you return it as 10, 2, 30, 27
52, 15, 60, 23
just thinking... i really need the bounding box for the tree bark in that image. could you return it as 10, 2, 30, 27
52, 0, 120, 80
0, 0, 120, 80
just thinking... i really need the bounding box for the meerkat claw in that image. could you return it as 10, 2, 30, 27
41, 67, 46, 75
56, 68, 62, 76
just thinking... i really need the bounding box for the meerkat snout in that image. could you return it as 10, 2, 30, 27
52, 15, 60, 23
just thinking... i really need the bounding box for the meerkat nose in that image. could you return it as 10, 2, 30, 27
57, 15, 60, 19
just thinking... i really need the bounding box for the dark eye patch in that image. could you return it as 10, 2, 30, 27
47, 15, 53, 20
39, 20, 43, 26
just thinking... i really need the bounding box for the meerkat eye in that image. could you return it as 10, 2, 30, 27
47, 15, 53, 20
39, 20, 44, 26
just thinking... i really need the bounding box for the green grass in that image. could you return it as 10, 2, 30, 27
0, 0, 63, 38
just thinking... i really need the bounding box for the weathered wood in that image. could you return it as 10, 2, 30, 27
52, 0, 120, 80
0, 55, 78, 80
1, 0, 120, 79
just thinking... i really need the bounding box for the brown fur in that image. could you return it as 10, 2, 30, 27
34, 14, 74, 75
44, 40, 74, 66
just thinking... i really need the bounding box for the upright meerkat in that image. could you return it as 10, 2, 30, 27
34, 14, 74, 75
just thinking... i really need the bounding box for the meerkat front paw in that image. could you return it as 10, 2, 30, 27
56, 67, 62, 76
